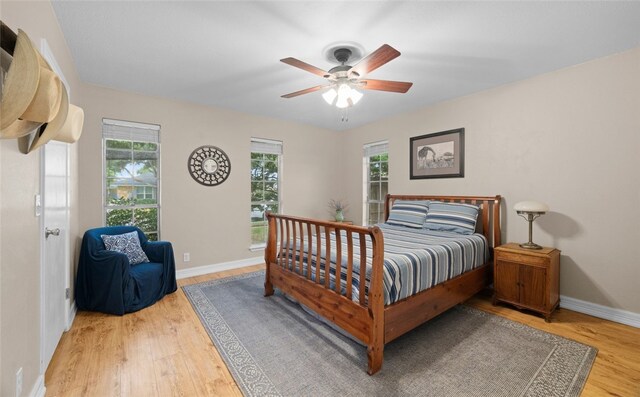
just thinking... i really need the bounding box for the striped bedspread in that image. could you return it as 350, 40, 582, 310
278, 223, 489, 306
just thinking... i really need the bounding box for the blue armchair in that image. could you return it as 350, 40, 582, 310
75, 226, 177, 315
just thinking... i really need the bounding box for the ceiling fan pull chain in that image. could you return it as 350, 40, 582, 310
341, 107, 349, 122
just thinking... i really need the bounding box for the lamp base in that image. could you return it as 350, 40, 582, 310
519, 242, 543, 250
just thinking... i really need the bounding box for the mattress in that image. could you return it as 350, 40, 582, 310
278, 223, 490, 305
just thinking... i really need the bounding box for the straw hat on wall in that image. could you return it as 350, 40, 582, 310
54, 104, 84, 144
19, 92, 85, 153
1, 29, 63, 139
2, 27, 85, 153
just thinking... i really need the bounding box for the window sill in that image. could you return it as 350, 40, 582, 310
249, 244, 266, 252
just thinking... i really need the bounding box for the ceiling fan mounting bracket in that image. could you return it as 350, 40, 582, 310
322, 42, 365, 65
333, 48, 352, 64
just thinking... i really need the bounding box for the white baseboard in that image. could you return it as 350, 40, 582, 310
176, 256, 264, 280
29, 374, 45, 397
560, 295, 640, 328
66, 300, 77, 331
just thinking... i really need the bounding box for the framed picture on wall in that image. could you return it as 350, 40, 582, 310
410, 128, 465, 179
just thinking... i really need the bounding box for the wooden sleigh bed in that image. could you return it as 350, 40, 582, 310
264, 194, 502, 375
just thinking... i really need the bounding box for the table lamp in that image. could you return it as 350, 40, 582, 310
514, 201, 549, 250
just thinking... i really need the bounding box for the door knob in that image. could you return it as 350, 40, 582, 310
45, 228, 60, 238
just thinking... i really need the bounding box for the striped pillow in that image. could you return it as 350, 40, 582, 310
386, 200, 430, 229
424, 202, 479, 235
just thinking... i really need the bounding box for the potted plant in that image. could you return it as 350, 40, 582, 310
328, 199, 349, 222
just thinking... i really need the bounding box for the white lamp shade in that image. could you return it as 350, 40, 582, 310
324, 84, 364, 108
350, 89, 363, 105
322, 88, 337, 105
514, 201, 549, 213
337, 84, 351, 106
335, 96, 350, 108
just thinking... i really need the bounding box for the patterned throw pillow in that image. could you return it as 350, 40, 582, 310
101, 231, 149, 265
386, 200, 430, 229
424, 202, 479, 235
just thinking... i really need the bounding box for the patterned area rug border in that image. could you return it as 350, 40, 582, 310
183, 271, 597, 397
184, 272, 280, 396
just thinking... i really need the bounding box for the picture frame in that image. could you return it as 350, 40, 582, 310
410, 128, 465, 179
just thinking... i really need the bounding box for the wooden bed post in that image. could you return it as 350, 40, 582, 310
264, 212, 276, 297
493, 195, 502, 247
383, 194, 392, 222
367, 226, 385, 375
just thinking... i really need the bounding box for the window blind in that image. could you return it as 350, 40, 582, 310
251, 138, 283, 155
363, 141, 388, 157
103, 118, 160, 143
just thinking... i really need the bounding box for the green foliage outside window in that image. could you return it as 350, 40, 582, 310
367, 153, 389, 226
251, 152, 280, 245
105, 138, 159, 240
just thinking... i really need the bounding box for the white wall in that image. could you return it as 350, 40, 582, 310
340, 47, 640, 313
79, 84, 342, 270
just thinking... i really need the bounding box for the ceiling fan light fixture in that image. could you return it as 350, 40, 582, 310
350, 88, 363, 105
336, 84, 353, 109
335, 84, 353, 108
335, 95, 350, 109
332, 83, 362, 108
337, 83, 352, 96
322, 88, 337, 105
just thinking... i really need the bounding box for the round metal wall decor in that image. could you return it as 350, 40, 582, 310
187, 145, 231, 186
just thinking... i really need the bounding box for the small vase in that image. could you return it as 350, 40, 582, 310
335, 210, 344, 222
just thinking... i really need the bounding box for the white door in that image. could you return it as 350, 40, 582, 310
41, 141, 70, 370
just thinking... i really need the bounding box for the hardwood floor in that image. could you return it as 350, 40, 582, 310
45, 264, 640, 396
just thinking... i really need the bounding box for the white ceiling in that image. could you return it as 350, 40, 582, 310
51, 1, 640, 132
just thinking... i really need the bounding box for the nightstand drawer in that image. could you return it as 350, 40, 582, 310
495, 251, 548, 267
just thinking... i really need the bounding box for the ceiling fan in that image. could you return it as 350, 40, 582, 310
280, 44, 413, 108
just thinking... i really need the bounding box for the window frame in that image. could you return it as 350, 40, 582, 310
363, 141, 389, 226
102, 118, 162, 240
250, 138, 283, 250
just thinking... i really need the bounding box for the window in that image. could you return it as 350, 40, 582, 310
364, 141, 389, 225
250, 138, 283, 247
135, 186, 156, 200
103, 118, 161, 241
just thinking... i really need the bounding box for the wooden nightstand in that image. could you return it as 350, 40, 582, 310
493, 243, 560, 322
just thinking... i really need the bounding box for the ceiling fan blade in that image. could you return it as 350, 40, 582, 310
350, 44, 401, 77
280, 57, 329, 78
360, 79, 413, 93
281, 85, 329, 98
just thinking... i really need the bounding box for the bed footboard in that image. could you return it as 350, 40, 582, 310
264, 213, 385, 375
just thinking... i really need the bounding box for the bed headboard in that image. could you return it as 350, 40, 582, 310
384, 194, 502, 249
